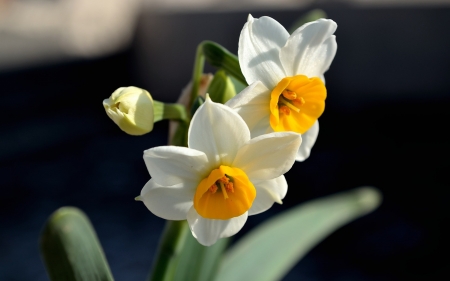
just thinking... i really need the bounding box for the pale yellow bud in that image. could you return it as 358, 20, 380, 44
103, 86, 154, 136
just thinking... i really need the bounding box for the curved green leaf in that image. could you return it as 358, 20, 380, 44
40, 207, 114, 281
215, 187, 381, 281
173, 234, 229, 281
201, 41, 247, 86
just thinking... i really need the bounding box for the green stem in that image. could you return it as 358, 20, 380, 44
148, 221, 189, 281
148, 40, 243, 281
153, 101, 188, 123
189, 44, 206, 111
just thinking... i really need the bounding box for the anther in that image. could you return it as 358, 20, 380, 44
297, 97, 306, 106
220, 176, 229, 183
209, 184, 218, 194
279, 105, 291, 115
279, 96, 301, 113
225, 182, 234, 193
282, 89, 297, 100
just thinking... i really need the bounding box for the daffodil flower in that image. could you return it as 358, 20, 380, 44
227, 15, 337, 161
139, 96, 301, 246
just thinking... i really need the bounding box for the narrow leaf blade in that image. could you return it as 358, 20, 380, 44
40, 207, 114, 281
216, 187, 381, 281
173, 234, 229, 281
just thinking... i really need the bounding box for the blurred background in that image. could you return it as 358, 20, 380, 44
1, 0, 450, 280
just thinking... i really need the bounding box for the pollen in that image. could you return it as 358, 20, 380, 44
209, 175, 234, 197
209, 184, 218, 194
194, 165, 256, 220
219, 176, 229, 184
279, 95, 300, 113
225, 182, 234, 193
279, 105, 291, 115
298, 97, 305, 106
282, 89, 297, 100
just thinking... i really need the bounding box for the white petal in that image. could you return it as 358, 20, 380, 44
140, 179, 193, 220
239, 15, 289, 88
186, 207, 248, 246
188, 97, 250, 167
249, 175, 288, 215
143, 146, 209, 186
232, 132, 302, 180
280, 19, 337, 79
226, 81, 272, 138
248, 115, 273, 139
296, 120, 319, 162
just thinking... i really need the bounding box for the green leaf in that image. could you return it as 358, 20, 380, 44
173, 234, 229, 281
201, 41, 247, 86
40, 207, 114, 281
190, 96, 205, 117
215, 187, 382, 281
289, 9, 328, 33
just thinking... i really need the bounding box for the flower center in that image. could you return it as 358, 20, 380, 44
269, 75, 326, 134
208, 175, 235, 199
194, 165, 256, 220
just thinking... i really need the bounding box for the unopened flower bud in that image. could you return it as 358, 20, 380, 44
207, 69, 236, 104
103, 86, 154, 136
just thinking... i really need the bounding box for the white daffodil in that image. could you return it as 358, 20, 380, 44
139, 96, 301, 246
226, 15, 337, 161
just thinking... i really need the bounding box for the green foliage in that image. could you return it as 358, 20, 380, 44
201, 41, 247, 86
40, 207, 114, 281
190, 96, 205, 117
215, 187, 381, 281
173, 234, 229, 281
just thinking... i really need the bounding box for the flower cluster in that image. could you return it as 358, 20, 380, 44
105, 15, 337, 246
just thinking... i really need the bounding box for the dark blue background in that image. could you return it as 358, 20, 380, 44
1, 6, 449, 281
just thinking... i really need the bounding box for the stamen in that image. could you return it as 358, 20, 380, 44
209, 184, 218, 194
282, 89, 297, 100
298, 97, 306, 106
219, 181, 229, 199
225, 182, 234, 193
279, 96, 300, 113
220, 176, 229, 183
279, 105, 291, 115
210, 174, 234, 197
